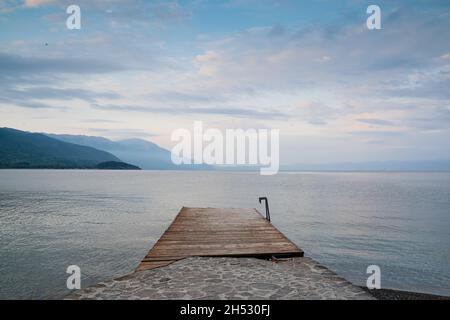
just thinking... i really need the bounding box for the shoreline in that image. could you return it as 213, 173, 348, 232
67, 256, 375, 300
361, 287, 449, 300
66, 256, 449, 301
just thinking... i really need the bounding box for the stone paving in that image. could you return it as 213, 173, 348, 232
66, 256, 374, 300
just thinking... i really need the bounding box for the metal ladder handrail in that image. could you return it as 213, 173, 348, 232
258, 197, 271, 222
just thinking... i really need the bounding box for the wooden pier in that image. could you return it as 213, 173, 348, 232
137, 207, 303, 271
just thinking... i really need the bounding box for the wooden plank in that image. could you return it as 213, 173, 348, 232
136, 207, 303, 271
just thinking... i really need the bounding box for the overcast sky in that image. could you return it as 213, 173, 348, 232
1, 0, 450, 164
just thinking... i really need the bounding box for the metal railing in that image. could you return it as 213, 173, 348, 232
258, 197, 271, 222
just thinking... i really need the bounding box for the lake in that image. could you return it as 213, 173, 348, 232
0, 170, 449, 299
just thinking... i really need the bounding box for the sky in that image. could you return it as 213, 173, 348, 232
1, 0, 450, 165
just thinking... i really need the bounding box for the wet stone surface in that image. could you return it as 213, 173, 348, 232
66, 257, 374, 300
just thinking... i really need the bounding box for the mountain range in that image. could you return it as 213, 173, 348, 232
47, 133, 209, 170
0, 127, 208, 170
1, 127, 449, 171
0, 127, 132, 169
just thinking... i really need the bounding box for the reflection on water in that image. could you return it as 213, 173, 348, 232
0, 170, 449, 299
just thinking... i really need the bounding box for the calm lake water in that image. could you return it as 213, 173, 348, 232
0, 170, 449, 299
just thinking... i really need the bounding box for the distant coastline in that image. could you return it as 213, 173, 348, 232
0, 161, 141, 170
2, 127, 450, 172
2, 168, 450, 173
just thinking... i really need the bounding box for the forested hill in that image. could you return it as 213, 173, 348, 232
0, 127, 125, 169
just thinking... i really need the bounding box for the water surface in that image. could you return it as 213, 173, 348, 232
0, 170, 449, 299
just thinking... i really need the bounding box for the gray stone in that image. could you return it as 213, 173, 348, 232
66, 257, 375, 300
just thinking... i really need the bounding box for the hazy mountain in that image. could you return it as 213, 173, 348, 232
6, 128, 443, 171
48, 134, 210, 170
0, 128, 123, 169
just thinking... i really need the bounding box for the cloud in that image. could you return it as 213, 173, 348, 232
0, 52, 127, 75
357, 119, 395, 126
0, 52, 127, 110
349, 131, 404, 137
146, 90, 228, 104
267, 24, 286, 37
23, 0, 55, 7
3, 87, 121, 102
292, 100, 355, 125
191, 4, 450, 97
384, 77, 450, 100
82, 119, 121, 124
2, 1, 450, 162
0, 0, 55, 12
36, 0, 191, 27
91, 103, 288, 119
439, 52, 450, 60
0, 99, 59, 109
88, 128, 159, 138
0, 84, 122, 110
